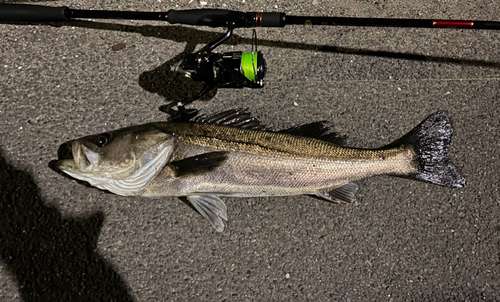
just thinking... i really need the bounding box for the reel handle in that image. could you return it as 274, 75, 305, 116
0, 4, 69, 22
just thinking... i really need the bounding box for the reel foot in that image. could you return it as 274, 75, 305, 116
160, 103, 199, 122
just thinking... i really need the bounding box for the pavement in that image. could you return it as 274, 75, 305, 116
1, 0, 499, 301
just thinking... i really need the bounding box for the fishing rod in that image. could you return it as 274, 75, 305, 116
2, 4, 500, 119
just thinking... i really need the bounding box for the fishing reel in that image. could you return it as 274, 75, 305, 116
163, 26, 267, 121
178, 50, 266, 91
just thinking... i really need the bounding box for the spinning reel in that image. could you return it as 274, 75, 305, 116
166, 29, 267, 120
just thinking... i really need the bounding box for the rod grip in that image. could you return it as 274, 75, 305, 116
167, 9, 246, 27
260, 12, 286, 27
0, 4, 69, 22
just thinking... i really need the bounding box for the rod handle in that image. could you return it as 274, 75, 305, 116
258, 12, 286, 27
167, 9, 249, 27
0, 4, 69, 22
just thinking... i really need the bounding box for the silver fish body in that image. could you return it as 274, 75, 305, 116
136, 123, 414, 198
53, 109, 465, 231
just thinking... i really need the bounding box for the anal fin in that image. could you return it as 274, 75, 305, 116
314, 183, 359, 204
186, 195, 228, 232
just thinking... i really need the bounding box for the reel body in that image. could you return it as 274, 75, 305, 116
178, 51, 266, 89
166, 49, 266, 121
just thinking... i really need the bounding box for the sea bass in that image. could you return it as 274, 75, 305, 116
53, 109, 465, 231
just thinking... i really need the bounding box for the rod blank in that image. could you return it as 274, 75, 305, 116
1, 4, 500, 30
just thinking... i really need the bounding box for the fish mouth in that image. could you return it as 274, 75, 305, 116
50, 140, 109, 190
49, 140, 77, 173
58, 140, 74, 160
49, 140, 95, 187
50, 140, 95, 173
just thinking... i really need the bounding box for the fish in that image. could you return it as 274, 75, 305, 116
52, 109, 466, 232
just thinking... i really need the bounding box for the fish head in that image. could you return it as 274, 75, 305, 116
53, 124, 175, 195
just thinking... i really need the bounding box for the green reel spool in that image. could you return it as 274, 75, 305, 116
240, 51, 265, 84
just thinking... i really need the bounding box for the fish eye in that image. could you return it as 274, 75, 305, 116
97, 133, 111, 147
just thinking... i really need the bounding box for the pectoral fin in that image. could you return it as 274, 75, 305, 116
314, 183, 359, 204
169, 151, 228, 177
186, 195, 228, 232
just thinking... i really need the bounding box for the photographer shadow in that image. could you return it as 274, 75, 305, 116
0, 151, 134, 301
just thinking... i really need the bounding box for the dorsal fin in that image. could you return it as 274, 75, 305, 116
279, 121, 347, 146
191, 109, 346, 145
192, 108, 266, 130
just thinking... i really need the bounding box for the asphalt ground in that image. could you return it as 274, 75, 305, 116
1, 0, 499, 301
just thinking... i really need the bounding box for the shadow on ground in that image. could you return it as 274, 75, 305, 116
2, 19, 499, 105
0, 151, 134, 301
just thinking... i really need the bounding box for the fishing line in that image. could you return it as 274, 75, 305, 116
265, 77, 500, 87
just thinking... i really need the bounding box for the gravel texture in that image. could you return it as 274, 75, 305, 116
1, 0, 499, 301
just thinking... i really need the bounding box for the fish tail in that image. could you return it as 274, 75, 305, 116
386, 111, 466, 188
